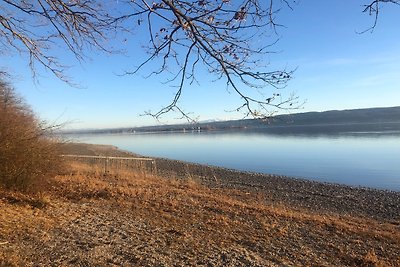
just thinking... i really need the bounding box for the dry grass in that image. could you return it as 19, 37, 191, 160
1, 161, 399, 266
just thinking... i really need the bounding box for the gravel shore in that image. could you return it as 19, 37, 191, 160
153, 158, 400, 222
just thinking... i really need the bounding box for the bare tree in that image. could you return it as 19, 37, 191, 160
0, 0, 397, 121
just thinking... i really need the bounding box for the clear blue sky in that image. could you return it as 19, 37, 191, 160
6, 1, 400, 129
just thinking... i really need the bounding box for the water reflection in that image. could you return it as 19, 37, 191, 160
67, 131, 400, 191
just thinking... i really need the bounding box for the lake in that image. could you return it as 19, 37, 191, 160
68, 130, 400, 191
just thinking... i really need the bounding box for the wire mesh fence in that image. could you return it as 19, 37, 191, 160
61, 155, 157, 175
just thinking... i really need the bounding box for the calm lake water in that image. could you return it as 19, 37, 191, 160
69, 131, 400, 191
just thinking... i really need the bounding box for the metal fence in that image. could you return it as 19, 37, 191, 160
61, 154, 157, 175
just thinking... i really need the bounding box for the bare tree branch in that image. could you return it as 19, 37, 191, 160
0, 0, 120, 85
360, 0, 400, 33
0, 0, 397, 122
119, 0, 302, 121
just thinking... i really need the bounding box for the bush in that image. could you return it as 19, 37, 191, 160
0, 77, 63, 192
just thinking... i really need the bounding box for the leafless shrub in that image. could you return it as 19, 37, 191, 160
0, 76, 63, 192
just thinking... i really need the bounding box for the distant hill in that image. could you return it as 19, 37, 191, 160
64, 106, 400, 135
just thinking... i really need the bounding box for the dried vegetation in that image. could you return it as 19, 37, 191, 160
1, 159, 399, 266
0, 78, 63, 192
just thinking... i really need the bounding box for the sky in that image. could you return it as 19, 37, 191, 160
4, 1, 400, 129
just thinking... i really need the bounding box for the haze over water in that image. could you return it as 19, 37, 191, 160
70, 131, 400, 191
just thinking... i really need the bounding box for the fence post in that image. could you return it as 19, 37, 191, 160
104, 157, 109, 174
152, 160, 157, 175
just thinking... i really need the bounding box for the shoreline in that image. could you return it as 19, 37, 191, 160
2, 142, 399, 266
153, 157, 400, 222
63, 143, 400, 222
